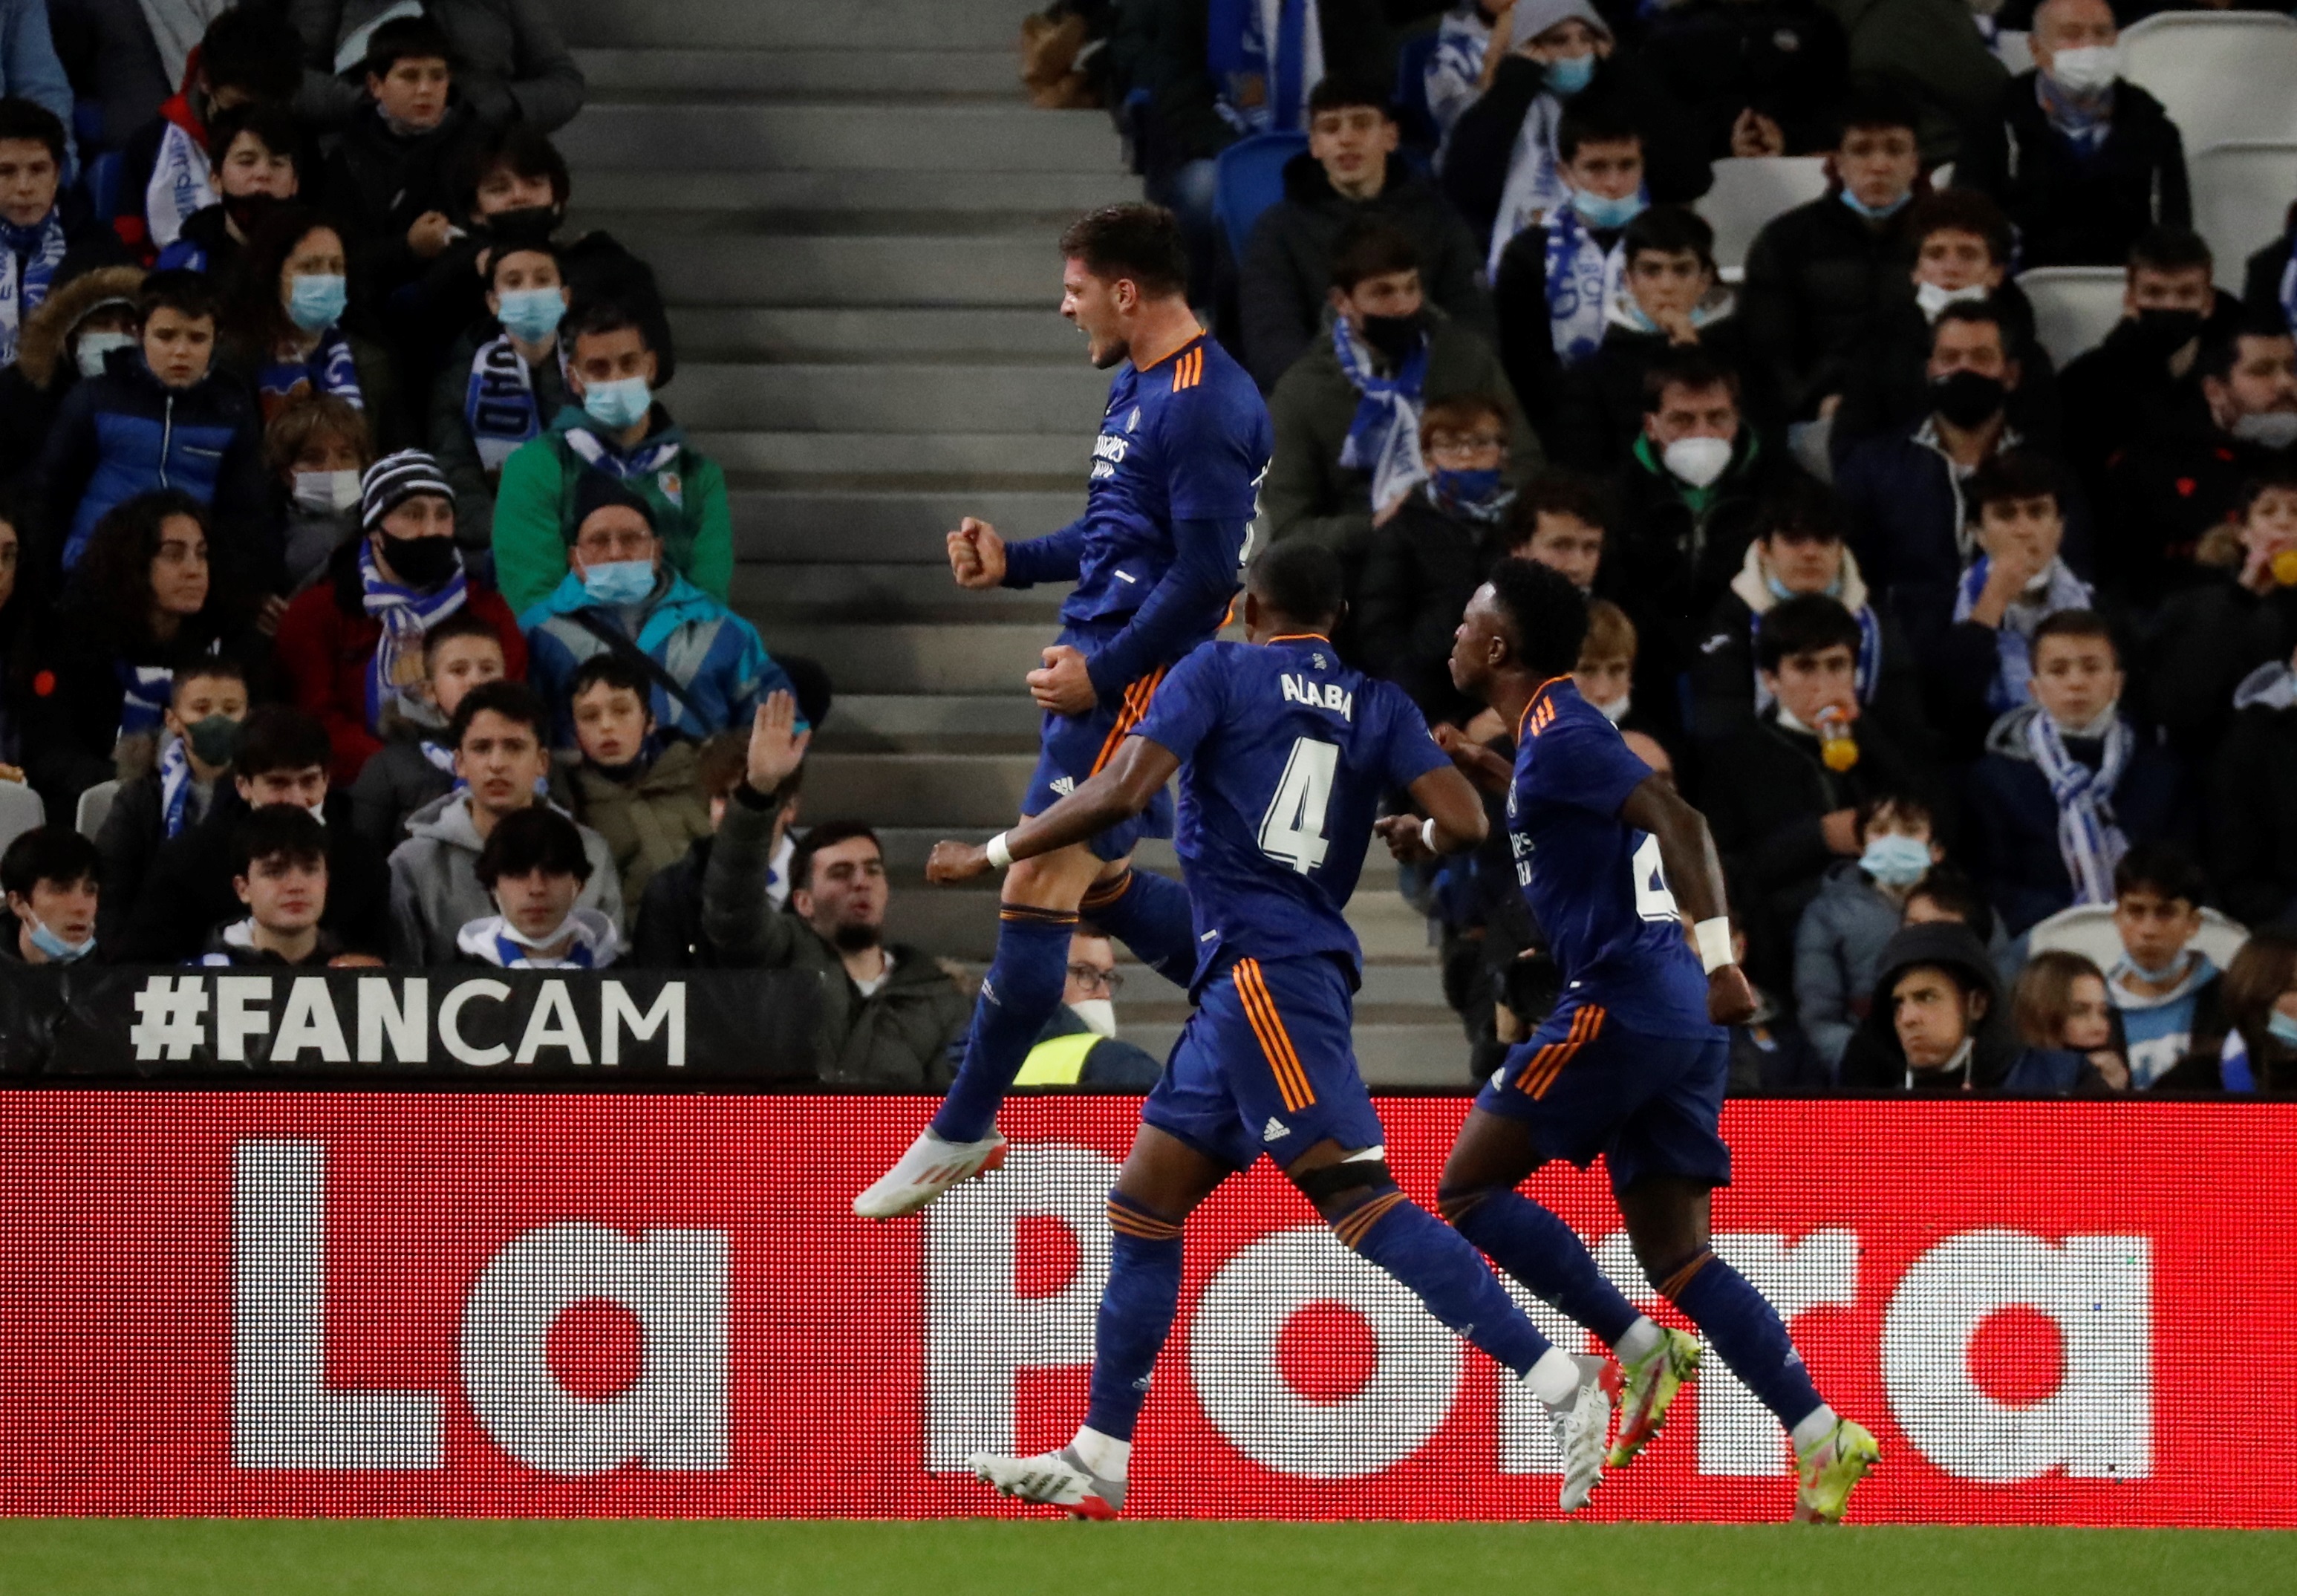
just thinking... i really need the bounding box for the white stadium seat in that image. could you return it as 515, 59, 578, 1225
2016, 266, 2128, 368
2122, 12, 2297, 151
74, 778, 117, 842
2026, 902, 2249, 974
2187, 140, 2297, 291
1695, 155, 1830, 277
1993, 29, 2033, 76
0, 779, 44, 858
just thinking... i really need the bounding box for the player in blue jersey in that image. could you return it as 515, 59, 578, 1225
856, 203, 1275, 1220
1389, 558, 1879, 1523
924, 544, 1623, 1517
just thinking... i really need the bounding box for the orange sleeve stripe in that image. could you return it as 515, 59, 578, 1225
1234, 959, 1315, 1113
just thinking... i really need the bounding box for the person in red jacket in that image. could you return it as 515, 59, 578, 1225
273, 449, 525, 784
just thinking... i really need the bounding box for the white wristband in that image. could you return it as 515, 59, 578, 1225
1420, 817, 1440, 853
985, 832, 1014, 870
1693, 916, 1735, 975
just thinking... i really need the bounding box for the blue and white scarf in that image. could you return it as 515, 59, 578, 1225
455, 907, 620, 970
358, 538, 467, 735
1332, 316, 1429, 514
114, 662, 175, 741
2036, 72, 2112, 157
2025, 708, 2132, 907
1542, 204, 1626, 365
144, 119, 213, 254
563, 423, 681, 486
1488, 91, 1567, 276
0, 210, 68, 366
1952, 555, 2093, 714
463, 333, 555, 473
1209, 0, 1322, 134
157, 732, 201, 838
256, 325, 362, 419
1425, 4, 1491, 154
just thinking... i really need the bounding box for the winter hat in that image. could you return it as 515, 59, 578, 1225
566, 469, 656, 546
360, 450, 455, 531
1511, 0, 1612, 49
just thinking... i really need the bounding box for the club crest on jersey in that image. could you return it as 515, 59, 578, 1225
1280, 674, 1353, 720
656, 471, 682, 507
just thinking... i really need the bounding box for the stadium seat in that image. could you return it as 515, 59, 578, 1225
1695, 156, 1828, 278
2026, 902, 2249, 974
1392, 27, 1441, 152
2188, 141, 2297, 291
1214, 131, 1309, 261
2016, 266, 2128, 367
73, 779, 117, 842
0, 780, 44, 857
1993, 29, 2033, 76
2122, 12, 2297, 152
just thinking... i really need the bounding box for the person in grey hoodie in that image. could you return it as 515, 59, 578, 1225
1793, 792, 1943, 1072
385, 677, 618, 964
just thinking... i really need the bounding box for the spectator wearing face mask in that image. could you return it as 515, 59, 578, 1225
1967, 610, 2184, 936
1689, 477, 1926, 753
1641, 0, 1851, 161
1793, 792, 1946, 1073
1440, 0, 1710, 265
1956, 0, 2189, 270
152, 102, 304, 279
2166, 929, 2297, 1096
1010, 931, 1165, 1089
1840, 921, 2098, 1094
2059, 227, 2235, 502
2100, 313, 2297, 605
1831, 190, 2059, 457
0, 826, 100, 968
1540, 205, 1766, 473
0, 262, 139, 489
490, 296, 729, 616
274, 451, 527, 786
1264, 221, 1537, 580
431, 240, 570, 553
216, 205, 402, 454
458, 806, 620, 971
264, 395, 374, 596
91, 656, 248, 947
1568, 599, 1678, 765
2099, 844, 2227, 1091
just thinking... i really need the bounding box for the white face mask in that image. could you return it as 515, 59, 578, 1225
1070, 997, 1118, 1039
74, 330, 136, 380
1915, 280, 1988, 322
2047, 42, 2122, 97
293, 469, 362, 514
1663, 434, 1731, 488
2234, 411, 2297, 451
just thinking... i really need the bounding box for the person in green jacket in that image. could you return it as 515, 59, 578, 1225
488, 296, 732, 614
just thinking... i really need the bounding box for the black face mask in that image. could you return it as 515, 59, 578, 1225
2131, 305, 2206, 357
376, 531, 461, 590
222, 191, 284, 238
1358, 309, 1427, 365
1929, 369, 2007, 429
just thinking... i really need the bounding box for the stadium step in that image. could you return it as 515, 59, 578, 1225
556, 0, 1032, 51
729, 489, 1082, 561
645, 235, 1078, 308
671, 307, 1086, 365
572, 48, 1021, 100
675, 362, 1108, 435
556, 104, 1121, 176
733, 565, 1062, 625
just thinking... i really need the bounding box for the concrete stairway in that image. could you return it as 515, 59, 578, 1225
553, 0, 1476, 1087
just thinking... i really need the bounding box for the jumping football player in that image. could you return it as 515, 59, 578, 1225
1389, 558, 1879, 1523
925, 543, 1620, 1518
855, 203, 1274, 1220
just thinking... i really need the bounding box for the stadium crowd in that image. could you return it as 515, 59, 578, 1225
0, 0, 2292, 1098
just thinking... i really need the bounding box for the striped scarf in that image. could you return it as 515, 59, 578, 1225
357, 538, 467, 735
0, 211, 68, 366
2024, 709, 2132, 907
1332, 316, 1429, 515
1542, 204, 1623, 366
157, 732, 198, 838
1953, 556, 2094, 714
114, 662, 175, 741
463, 333, 553, 472
255, 326, 363, 424
562, 424, 680, 484
456, 908, 620, 970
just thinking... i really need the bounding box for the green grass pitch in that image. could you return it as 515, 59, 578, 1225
1, 1520, 2286, 1596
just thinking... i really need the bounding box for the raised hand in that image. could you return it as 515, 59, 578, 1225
746, 691, 812, 794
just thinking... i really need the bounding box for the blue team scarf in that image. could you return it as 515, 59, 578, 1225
562, 423, 681, 484
1542, 205, 1626, 366
1208, 0, 1318, 133
114, 662, 176, 740
157, 733, 199, 838
1424, 6, 1490, 146
1332, 316, 1430, 514
2025, 708, 2131, 907
1952, 555, 2093, 714
357, 538, 468, 735
463, 332, 555, 472
0, 210, 68, 366
256, 326, 364, 418
456, 908, 619, 970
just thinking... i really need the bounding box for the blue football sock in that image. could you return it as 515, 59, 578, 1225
931, 906, 1075, 1143
1082, 1194, 1186, 1443
1664, 1251, 1825, 1432
1343, 1191, 1554, 1377
1079, 868, 1198, 988
1446, 1188, 1642, 1347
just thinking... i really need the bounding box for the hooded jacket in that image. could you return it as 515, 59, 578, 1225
569, 738, 715, 911
193, 918, 346, 968
2207, 661, 2297, 928
1239, 152, 1493, 391
0, 262, 143, 487
522, 567, 789, 747
1837, 920, 2082, 1091
1955, 71, 2190, 271
385, 789, 622, 965
490, 404, 734, 616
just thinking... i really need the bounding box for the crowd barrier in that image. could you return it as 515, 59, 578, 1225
1, 1090, 2288, 1525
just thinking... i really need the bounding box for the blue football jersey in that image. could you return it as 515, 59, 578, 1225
1063, 333, 1272, 631
1133, 634, 1450, 995
1508, 678, 1716, 1037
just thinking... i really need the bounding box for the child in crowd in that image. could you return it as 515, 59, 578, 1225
154, 102, 304, 279
431, 240, 570, 553
1940, 452, 2095, 755
2013, 950, 2130, 1094
1793, 792, 1945, 1074
195, 804, 346, 968
0, 263, 143, 486
93, 657, 248, 944
264, 394, 374, 595
2105, 844, 2226, 1089
564, 654, 713, 909
0, 826, 99, 965
347, 610, 511, 853
459, 805, 620, 969
113, 7, 302, 260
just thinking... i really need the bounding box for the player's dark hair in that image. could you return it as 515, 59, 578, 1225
1757, 475, 1844, 546
2197, 308, 2293, 385
1641, 348, 1739, 411
420, 610, 504, 670
1058, 203, 1189, 300
232, 706, 330, 782
1855, 791, 1934, 842
1555, 102, 1640, 165
450, 679, 548, 749
475, 805, 593, 890
1965, 451, 2060, 521
1906, 864, 1991, 939
1620, 206, 1713, 272
1485, 557, 1588, 679
1307, 76, 1393, 119
569, 653, 654, 708
366, 15, 455, 80
1329, 218, 1418, 292
2030, 608, 2117, 663
2114, 841, 2207, 907
791, 821, 882, 893
1512, 469, 1613, 539
1754, 594, 1860, 673
1248, 540, 1345, 632
2128, 224, 2212, 280
1, 826, 98, 900
0, 97, 67, 164
199, 7, 304, 102
1908, 189, 2012, 266
233, 804, 328, 879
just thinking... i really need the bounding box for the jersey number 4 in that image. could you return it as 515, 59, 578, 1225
1259, 736, 1338, 874
1632, 834, 1681, 923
